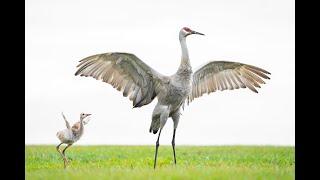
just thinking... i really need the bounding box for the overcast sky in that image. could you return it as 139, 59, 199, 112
26, 0, 294, 145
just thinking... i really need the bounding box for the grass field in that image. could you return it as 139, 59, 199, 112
26, 145, 294, 179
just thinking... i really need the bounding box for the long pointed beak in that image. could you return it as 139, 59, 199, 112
86, 114, 91, 116
192, 31, 205, 36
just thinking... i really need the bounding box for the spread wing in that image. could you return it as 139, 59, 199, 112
61, 112, 70, 129
75, 52, 165, 107
188, 61, 271, 103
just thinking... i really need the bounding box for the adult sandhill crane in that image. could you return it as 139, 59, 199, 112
74, 27, 271, 169
56, 112, 91, 168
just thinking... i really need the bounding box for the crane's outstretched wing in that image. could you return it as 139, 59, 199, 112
61, 112, 71, 129
188, 61, 271, 103
75, 52, 165, 108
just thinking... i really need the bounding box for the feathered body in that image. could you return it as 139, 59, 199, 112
74, 27, 271, 168
56, 112, 91, 168
56, 123, 84, 144
56, 114, 90, 144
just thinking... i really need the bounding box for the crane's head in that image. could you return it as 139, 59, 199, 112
180, 27, 205, 38
80, 112, 91, 120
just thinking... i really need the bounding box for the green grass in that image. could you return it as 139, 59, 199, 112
26, 145, 294, 179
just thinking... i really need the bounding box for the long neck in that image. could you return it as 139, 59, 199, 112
177, 37, 192, 74
79, 117, 84, 132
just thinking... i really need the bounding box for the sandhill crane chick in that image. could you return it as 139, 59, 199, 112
56, 112, 91, 168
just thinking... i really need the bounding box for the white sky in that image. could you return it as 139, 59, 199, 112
26, 0, 295, 145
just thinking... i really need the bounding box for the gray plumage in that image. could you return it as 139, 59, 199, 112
74, 27, 271, 168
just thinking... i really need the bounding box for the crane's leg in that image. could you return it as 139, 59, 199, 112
171, 110, 180, 165
153, 105, 170, 169
172, 128, 177, 165
56, 143, 67, 169
56, 143, 64, 159
62, 144, 72, 168
154, 129, 162, 169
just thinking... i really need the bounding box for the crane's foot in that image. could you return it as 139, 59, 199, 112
154, 142, 160, 169
65, 158, 70, 164
172, 144, 177, 165
62, 157, 70, 169
63, 160, 67, 169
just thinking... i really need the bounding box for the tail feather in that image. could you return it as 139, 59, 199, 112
56, 131, 64, 141
153, 129, 158, 134
149, 116, 160, 134
149, 127, 158, 134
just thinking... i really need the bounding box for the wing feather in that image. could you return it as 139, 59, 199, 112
75, 52, 165, 107
61, 112, 70, 129
189, 61, 270, 103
